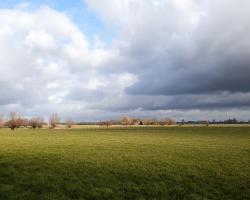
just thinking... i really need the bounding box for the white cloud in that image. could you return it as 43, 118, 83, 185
25, 30, 55, 50
0, 6, 131, 119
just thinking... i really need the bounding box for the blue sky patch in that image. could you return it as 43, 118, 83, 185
0, 0, 117, 45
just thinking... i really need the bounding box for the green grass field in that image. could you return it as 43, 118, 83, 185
0, 127, 249, 200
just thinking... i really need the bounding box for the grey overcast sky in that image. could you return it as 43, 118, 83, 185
0, 0, 250, 121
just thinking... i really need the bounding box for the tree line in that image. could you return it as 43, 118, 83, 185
2, 112, 248, 130
0, 113, 177, 130
120, 116, 176, 126
0, 112, 74, 130
98, 116, 176, 127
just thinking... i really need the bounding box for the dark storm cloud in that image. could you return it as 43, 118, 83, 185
86, 0, 250, 112
126, 50, 250, 95
154, 93, 250, 110
125, 1, 250, 96
88, 92, 250, 112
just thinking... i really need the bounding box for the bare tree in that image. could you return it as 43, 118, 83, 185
29, 117, 38, 129
100, 120, 112, 128
37, 117, 44, 128
49, 113, 60, 129
143, 119, 159, 125
8, 112, 18, 130
158, 118, 176, 126
99, 120, 105, 127
0, 114, 4, 128
164, 118, 176, 125
66, 118, 74, 128
106, 121, 112, 128
121, 116, 132, 125
22, 118, 29, 128
15, 116, 23, 128
159, 120, 166, 126
168, 118, 176, 125
29, 117, 45, 129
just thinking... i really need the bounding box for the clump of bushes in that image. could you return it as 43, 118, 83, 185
66, 118, 74, 128
120, 116, 176, 126
2, 112, 46, 130
49, 113, 60, 129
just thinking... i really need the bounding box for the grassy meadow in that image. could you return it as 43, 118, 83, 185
0, 126, 249, 200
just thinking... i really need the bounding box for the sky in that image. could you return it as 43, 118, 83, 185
0, 0, 250, 121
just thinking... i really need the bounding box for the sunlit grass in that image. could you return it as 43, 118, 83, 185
0, 127, 249, 199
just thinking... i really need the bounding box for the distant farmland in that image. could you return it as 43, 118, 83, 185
0, 127, 249, 199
